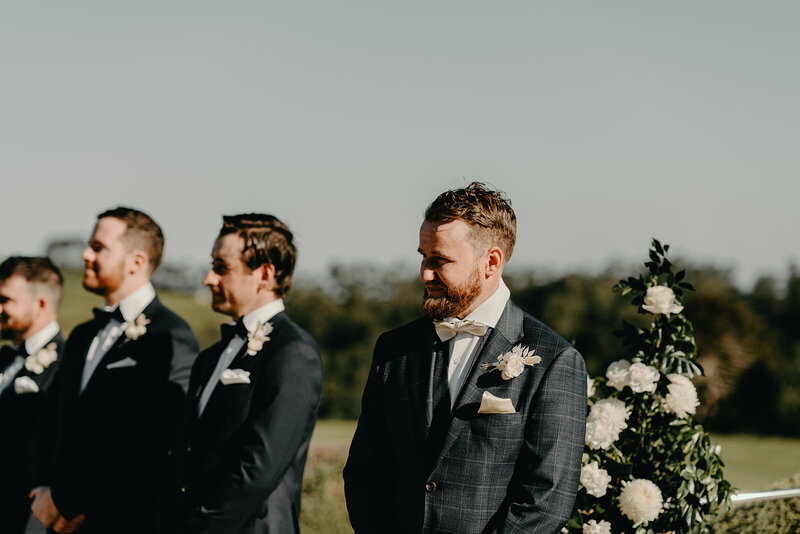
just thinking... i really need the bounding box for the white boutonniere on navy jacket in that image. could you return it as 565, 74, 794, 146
246, 320, 273, 356
24, 342, 58, 375
481, 344, 541, 380
125, 314, 150, 341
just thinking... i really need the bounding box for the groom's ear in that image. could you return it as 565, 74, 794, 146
485, 246, 504, 277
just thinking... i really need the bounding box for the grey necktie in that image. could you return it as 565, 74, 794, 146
0, 356, 26, 396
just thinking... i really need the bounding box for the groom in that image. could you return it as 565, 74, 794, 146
30, 207, 199, 534
176, 214, 322, 534
344, 182, 587, 534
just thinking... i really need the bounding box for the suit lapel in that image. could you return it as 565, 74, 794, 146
432, 300, 524, 470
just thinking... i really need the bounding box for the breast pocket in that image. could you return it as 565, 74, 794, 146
469, 411, 526, 440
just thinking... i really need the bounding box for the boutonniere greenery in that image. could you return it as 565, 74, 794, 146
124, 314, 150, 341
24, 342, 58, 375
246, 320, 273, 356
481, 344, 541, 380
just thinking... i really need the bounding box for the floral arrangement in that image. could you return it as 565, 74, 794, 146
481, 344, 541, 380
246, 320, 273, 356
568, 239, 732, 534
24, 342, 59, 374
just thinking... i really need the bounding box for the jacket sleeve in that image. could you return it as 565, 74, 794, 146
490, 346, 587, 534
342, 333, 397, 534
178, 339, 322, 534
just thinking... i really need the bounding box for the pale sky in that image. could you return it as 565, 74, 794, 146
2, 1, 798, 289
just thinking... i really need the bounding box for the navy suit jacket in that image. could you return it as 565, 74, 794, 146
34, 297, 198, 534
0, 332, 64, 534
177, 310, 323, 534
344, 300, 587, 534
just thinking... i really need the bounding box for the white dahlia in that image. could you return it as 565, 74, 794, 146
582, 519, 612, 534
618, 478, 663, 527
588, 398, 631, 431
585, 420, 618, 450
626, 362, 660, 393
664, 373, 699, 418
580, 461, 612, 497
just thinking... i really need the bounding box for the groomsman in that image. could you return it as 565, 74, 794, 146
30, 207, 199, 534
176, 214, 323, 534
0, 257, 64, 534
344, 183, 587, 534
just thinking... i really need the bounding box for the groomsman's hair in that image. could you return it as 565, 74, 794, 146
219, 214, 296, 297
98, 207, 164, 274
425, 182, 517, 261
0, 256, 64, 306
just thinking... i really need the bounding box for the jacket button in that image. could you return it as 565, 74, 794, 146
425, 481, 437, 493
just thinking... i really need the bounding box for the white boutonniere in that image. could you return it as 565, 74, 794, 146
124, 314, 150, 341
24, 342, 58, 375
246, 320, 273, 356
481, 344, 541, 380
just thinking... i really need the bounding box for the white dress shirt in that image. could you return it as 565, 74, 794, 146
80, 282, 156, 392
445, 277, 510, 406
197, 299, 285, 415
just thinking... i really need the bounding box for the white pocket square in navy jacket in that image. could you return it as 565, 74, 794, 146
220, 368, 251, 385
14, 376, 40, 394
106, 357, 137, 370
477, 391, 516, 414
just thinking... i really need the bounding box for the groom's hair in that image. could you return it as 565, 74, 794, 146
219, 214, 297, 297
98, 207, 164, 274
0, 256, 63, 307
425, 181, 516, 261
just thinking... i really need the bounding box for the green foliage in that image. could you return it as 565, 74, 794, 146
569, 239, 732, 534
710, 472, 800, 533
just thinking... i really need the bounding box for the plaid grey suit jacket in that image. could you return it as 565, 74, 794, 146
344, 300, 587, 534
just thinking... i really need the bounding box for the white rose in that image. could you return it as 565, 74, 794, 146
580, 461, 612, 497
36, 343, 58, 367
605, 359, 630, 391
627, 362, 660, 393
501, 354, 526, 380
587, 375, 596, 398
642, 285, 684, 317
585, 420, 619, 450
582, 519, 612, 534
664, 373, 699, 418
619, 478, 663, 527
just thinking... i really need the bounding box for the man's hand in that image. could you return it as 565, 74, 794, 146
53, 513, 86, 533
29, 486, 60, 528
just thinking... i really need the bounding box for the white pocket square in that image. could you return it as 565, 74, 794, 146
14, 376, 40, 394
477, 391, 516, 414
106, 357, 137, 370
220, 368, 251, 385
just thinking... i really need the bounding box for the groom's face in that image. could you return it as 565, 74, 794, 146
419, 219, 485, 320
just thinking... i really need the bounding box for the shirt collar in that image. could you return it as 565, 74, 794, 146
23, 320, 61, 355
241, 299, 285, 333
463, 277, 510, 329
106, 282, 156, 323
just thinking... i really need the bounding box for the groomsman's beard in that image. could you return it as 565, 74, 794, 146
422, 268, 482, 320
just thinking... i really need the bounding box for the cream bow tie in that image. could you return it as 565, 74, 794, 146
434, 319, 489, 342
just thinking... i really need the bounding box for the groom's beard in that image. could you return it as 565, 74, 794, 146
422, 268, 482, 321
